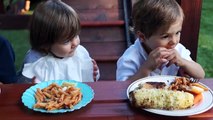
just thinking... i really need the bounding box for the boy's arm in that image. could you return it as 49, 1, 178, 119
179, 59, 205, 79
127, 47, 170, 81
166, 48, 205, 79
126, 63, 151, 81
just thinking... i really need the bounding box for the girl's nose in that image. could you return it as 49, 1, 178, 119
71, 36, 80, 49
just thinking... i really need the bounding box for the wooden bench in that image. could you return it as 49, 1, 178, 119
0, 0, 202, 80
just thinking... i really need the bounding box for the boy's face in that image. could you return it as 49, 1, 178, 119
142, 19, 183, 51
50, 35, 80, 58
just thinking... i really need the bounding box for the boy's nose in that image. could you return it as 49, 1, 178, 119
170, 37, 177, 45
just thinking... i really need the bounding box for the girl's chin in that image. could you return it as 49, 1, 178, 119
61, 51, 75, 58
67, 52, 75, 57
58, 53, 74, 58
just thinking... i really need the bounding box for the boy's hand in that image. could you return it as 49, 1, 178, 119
165, 49, 184, 67
145, 47, 170, 71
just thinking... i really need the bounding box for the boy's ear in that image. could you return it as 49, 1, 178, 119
136, 31, 146, 42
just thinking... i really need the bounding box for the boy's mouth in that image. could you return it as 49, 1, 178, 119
166, 45, 176, 49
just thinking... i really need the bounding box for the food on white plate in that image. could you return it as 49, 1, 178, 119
186, 86, 205, 95
129, 88, 194, 110
169, 77, 208, 95
128, 77, 209, 110
191, 83, 209, 91
139, 82, 166, 89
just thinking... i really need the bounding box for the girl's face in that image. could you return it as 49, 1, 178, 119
50, 35, 80, 58
141, 19, 183, 51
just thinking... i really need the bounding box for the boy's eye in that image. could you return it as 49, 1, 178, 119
161, 35, 169, 39
176, 31, 181, 35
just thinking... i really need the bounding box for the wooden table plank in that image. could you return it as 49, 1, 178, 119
0, 79, 213, 120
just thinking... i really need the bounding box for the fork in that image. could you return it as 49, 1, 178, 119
188, 77, 200, 83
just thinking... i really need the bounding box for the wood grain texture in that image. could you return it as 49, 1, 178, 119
0, 79, 212, 120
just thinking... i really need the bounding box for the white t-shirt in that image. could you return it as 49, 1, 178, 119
22, 45, 99, 83
116, 38, 192, 81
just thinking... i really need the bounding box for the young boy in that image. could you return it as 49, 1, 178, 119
116, 0, 205, 81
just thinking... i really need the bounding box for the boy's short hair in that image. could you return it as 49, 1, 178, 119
30, 0, 80, 53
132, 0, 184, 38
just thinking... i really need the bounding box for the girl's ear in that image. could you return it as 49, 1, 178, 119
136, 31, 146, 42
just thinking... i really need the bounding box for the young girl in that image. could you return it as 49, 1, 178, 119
116, 0, 205, 81
19, 0, 100, 83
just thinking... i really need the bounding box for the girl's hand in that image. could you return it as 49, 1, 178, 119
92, 59, 99, 81
32, 76, 36, 84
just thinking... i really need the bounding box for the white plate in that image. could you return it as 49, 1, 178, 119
127, 75, 213, 116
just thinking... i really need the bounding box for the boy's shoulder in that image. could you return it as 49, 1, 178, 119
175, 43, 189, 52
175, 43, 192, 60
123, 39, 143, 57
118, 39, 144, 62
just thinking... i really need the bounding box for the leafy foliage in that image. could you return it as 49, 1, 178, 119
198, 0, 213, 77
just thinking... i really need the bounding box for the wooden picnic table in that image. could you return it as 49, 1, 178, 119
0, 78, 213, 120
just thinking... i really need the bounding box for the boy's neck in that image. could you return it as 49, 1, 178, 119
141, 42, 152, 54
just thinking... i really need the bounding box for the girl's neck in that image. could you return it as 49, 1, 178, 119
49, 51, 64, 59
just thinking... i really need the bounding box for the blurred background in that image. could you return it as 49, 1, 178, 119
0, 0, 212, 78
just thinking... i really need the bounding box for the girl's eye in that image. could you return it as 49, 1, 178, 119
63, 40, 70, 45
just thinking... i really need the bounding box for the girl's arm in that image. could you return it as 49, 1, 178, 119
92, 59, 100, 81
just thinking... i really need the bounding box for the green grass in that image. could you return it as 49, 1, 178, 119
197, 0, 213, 77
0, 0, 212, 77
0, 30, 30, 71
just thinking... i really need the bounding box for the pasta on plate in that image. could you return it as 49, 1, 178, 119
22, 80, 94, 113
34, 82, 82, 111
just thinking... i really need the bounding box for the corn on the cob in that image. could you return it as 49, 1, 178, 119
129, 88, 194, 110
